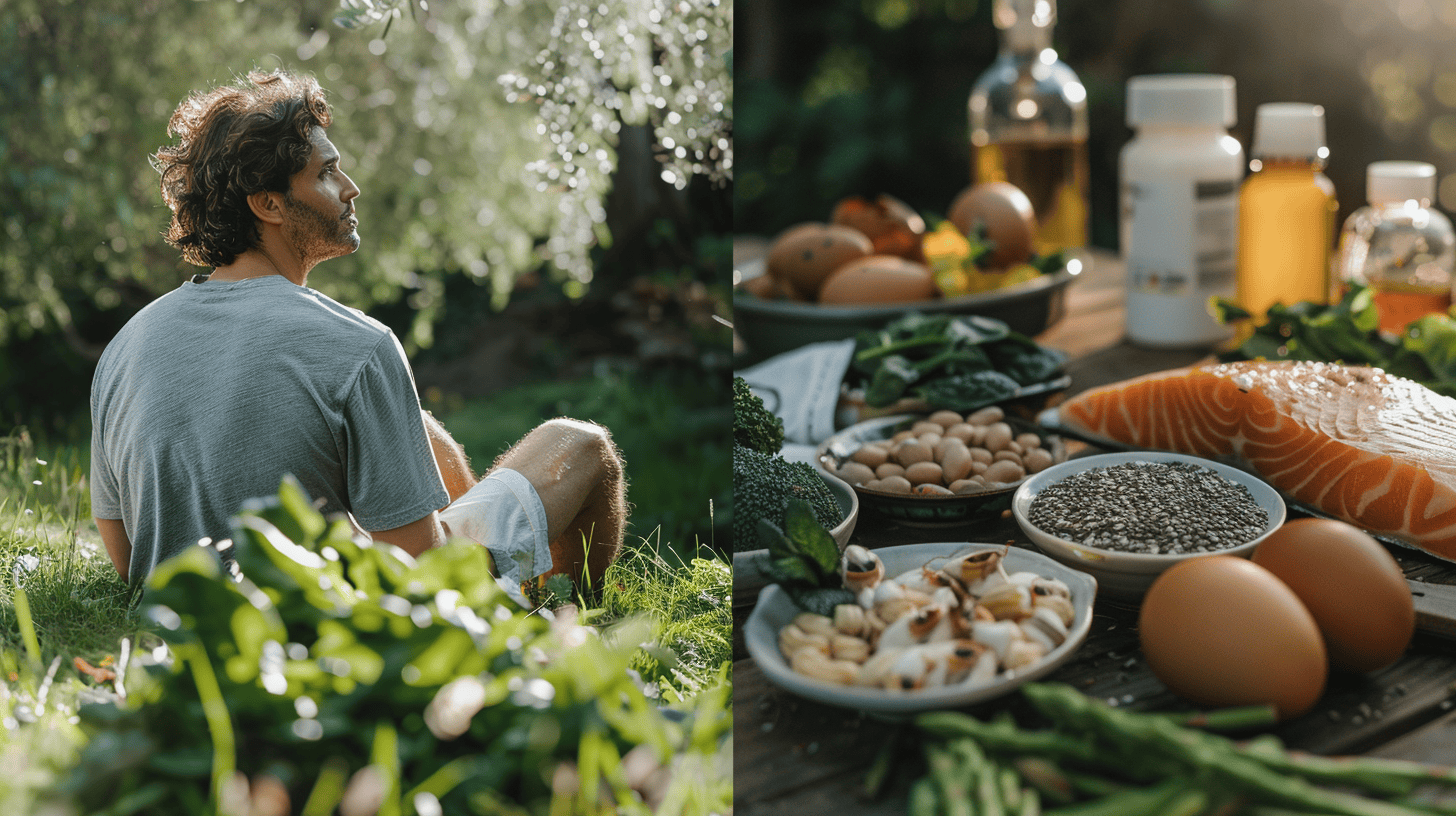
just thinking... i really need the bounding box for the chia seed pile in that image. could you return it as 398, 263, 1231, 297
1027, 461, 1269, 555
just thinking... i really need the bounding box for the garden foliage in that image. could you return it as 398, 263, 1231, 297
0, 0, 731, 432
62, 477, 732, 815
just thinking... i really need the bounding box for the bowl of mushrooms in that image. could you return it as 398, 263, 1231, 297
743, 541, 1096, 715
817, 406, 1068, 524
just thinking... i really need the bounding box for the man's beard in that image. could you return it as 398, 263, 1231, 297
281, 192, 360, 266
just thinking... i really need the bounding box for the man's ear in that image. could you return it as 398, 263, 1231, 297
247, 190, 286, 226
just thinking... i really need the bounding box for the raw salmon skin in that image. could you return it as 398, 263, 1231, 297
1058, 360, 1456, 562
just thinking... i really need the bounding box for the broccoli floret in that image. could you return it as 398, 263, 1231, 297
733, 376, 785, 454
732, 444, 842, 551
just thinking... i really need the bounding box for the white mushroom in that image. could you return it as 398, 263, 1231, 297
884, 648, 932, 692
1019, 607, 1069, 652
978, 582, 1032, 621
789, 646, 859, 685
778, 624, 829, 660
830, 633, 872, 663
841, 545, 885, 593
1002, 638, 1048, 671
970, 619, 1025, 665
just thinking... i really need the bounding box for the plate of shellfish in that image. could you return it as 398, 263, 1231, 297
743, 541, 1097, 715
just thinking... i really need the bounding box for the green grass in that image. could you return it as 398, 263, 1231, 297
0, 431, 145, 816
0, 432, 137, 665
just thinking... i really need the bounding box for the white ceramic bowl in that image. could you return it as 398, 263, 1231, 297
820, 468, 861, 547
1011, 451, 1287, 597
743, 541, 1097, 716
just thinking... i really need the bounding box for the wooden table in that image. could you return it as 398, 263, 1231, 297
732, 250, 1456, 814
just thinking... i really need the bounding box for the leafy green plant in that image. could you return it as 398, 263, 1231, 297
749, 499, 854, 617
848, 312, 1068, 410
1214, 286, 1456, 397
0, 430, 136, 666
61, 477, 732, 816
595, 543, 731, 704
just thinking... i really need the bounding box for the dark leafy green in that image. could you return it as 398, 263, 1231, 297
753, 499, 855, 617
849, 312, 1067, 411
1213, 286, 1456, 397
913, 370, 1024, 410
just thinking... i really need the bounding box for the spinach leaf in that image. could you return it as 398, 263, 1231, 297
1401, 314, 1456, 394
912, 369, 1023, 412
754, 498, 853, 615
985, 333, 1068, 385
850, 311, 1063, 409
865, 354, 922, 406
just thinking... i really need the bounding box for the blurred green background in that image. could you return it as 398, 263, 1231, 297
736, 0, 1456, 250
1, 0, 733, 555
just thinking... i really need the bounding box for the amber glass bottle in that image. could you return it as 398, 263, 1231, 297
1237, 103, 1339, 318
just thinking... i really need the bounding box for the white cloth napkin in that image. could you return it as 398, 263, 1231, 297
738, 339, 857, 446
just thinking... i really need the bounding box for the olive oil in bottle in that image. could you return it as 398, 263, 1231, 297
969, 0, 1089, 255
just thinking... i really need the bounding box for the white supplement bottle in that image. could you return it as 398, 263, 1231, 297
1121, 74, 1244, 347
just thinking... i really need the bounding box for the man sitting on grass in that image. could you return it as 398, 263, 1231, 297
89, 70, 626, 603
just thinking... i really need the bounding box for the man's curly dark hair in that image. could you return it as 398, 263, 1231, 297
152, 70, 333, 268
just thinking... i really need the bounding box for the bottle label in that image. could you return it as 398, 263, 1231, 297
1124, 178, 1238, 296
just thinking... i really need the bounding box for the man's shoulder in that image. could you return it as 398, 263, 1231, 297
289, 284, 393, 341
98, 278, 396, 372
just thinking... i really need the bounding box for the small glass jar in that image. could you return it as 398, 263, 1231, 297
1337, 161, 1456, 333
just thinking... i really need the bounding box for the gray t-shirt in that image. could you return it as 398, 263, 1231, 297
90, 275, 449, 582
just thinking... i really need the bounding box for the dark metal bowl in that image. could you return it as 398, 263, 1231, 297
733, 258, 1080, 361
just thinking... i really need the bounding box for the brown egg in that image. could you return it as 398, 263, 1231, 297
946, 182, 1036, 269
1252, 519, 1414, 673
738, 272, 799, 301
765, 222, 874, 299
1139, 556, 1327, 720
831, 194, 927, 262
818, 256, 937, 305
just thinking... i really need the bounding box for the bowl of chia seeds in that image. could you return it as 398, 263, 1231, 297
1011, 451, 1286, 596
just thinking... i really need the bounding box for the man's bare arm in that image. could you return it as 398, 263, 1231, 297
423, 410, 476, 505
96, 517, 132, 583
369, 511, 447, 558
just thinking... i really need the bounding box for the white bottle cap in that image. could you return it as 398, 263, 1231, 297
1251, 103, 1327, 161
1367, 161, 1436, 205
1126, 74, 1236, 128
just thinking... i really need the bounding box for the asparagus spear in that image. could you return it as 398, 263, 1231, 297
1021, 682, 1440, 816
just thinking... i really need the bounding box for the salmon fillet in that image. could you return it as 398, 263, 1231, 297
1058, 360, 1456, 562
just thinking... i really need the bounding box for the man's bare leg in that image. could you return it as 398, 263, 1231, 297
491, 418, 628, 589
